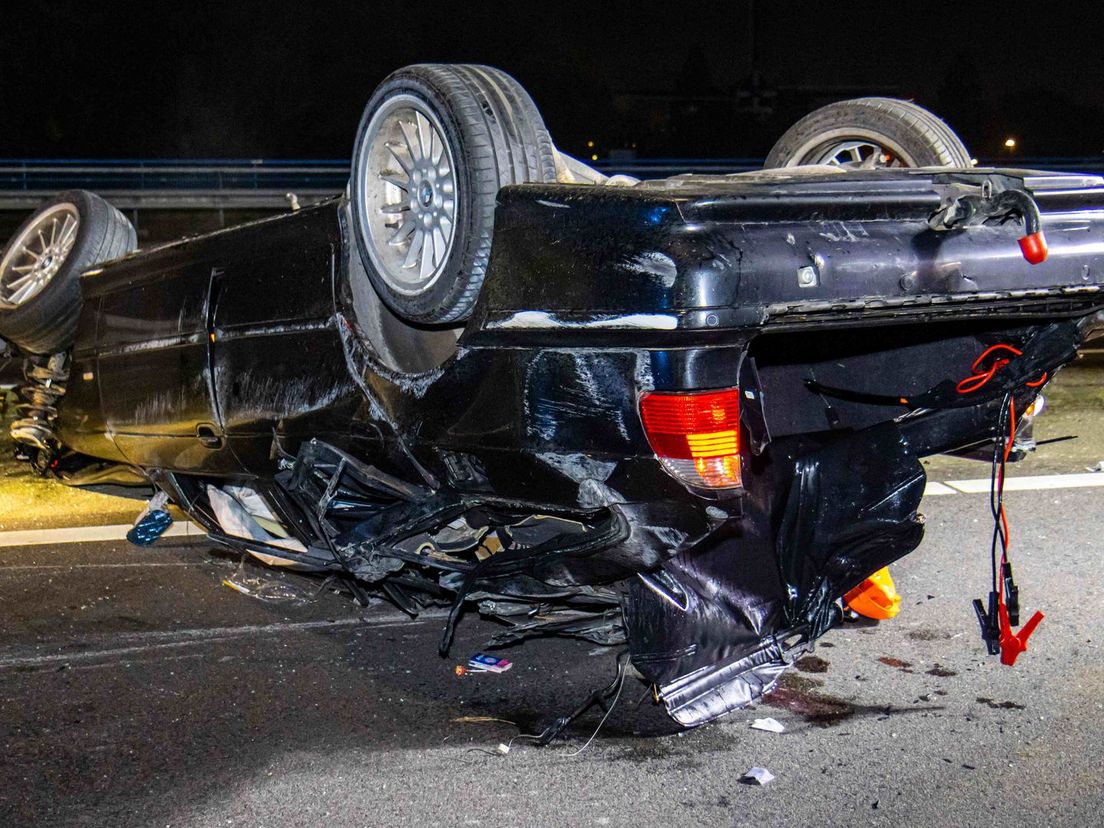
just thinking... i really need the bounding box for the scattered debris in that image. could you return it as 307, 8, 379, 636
451, 716, 517, 726
1086, 461, 1104, 472
740, 767, 775, 786
221, 557, 321, 606
465, 742, 514, 758
750, 717, 785, 734
510, 651, 629, 752
925, 664, 957, 677
464, 653, 513, 674
126, 492, 172, 547
976, 697, 1026, 710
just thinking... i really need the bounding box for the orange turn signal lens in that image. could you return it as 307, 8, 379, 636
640, 390, 742, 489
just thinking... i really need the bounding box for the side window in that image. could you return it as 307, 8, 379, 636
97, 265, 211, 348
214, 246, 334, 330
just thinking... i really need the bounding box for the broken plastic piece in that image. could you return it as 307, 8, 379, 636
741, 767, 775, 785
126, 509, 172, 546
126, 492, 173, 547
750, 717, 785, 734
844, 567, 901, 620
221, 557, 320, 606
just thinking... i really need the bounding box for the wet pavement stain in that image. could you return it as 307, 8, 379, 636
877, 656, 915, 673
907, 629, 952, 641
795, 655, 829, 673
976, 697, 1026, 710
763, 673, 855, 727
925, 664, 957, 677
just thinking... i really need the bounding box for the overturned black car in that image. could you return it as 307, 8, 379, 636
2, 65, 1102, 728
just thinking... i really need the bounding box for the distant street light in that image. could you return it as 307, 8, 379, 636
1004, 137, 1017, 150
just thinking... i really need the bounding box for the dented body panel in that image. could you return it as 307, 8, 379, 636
49, 167, 1104, 726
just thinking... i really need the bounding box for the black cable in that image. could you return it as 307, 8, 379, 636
987, 393, 1012, 595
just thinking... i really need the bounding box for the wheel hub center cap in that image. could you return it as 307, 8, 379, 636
418, 181, 434, 209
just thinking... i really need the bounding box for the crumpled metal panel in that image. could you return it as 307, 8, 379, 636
625, 422, 927, 727
660, 638, 794, 727
776, 423, 927, 637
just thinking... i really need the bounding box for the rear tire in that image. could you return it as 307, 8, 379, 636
765, 97, 971, 169
350, 64, 556, 324
0, 190, 136, 355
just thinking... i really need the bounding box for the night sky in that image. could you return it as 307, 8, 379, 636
3, 1, 1103, 161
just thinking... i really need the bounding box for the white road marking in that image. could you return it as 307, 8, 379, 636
0, 561, 200, 572
0, 521, 203, 548
0, 612, 442, 670
943, 472, 1104, 494
0, 472, 1098, 551
923, 481, 958, 497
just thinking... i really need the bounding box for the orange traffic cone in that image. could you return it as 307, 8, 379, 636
844, 567, 901, 620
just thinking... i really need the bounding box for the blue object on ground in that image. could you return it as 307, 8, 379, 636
126, 509, 173, 546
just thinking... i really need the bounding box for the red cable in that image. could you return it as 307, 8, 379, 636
955, 342, 1046, 395
955, 345, 1048, 664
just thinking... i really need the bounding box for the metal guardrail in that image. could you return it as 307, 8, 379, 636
2, 157, 1104, 210
0, 160, 350, 210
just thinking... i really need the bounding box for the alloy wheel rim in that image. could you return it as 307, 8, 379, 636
0, 203, 80, 307
786, 128, 919, 169
814, 138, 912, 168
360, 95, 458, 296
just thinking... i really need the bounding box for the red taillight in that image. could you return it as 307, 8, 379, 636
640, 389, 742, 489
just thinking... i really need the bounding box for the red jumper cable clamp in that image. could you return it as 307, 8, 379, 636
957, 346, 1047, 665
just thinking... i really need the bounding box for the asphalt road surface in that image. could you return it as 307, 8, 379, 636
1, 482, 1101, 827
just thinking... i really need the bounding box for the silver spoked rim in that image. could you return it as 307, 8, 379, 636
359, 95, 458, 296
0, 203, 80, 308
789, 131, 918, 169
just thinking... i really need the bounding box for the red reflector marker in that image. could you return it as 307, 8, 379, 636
640, 389, 742, 489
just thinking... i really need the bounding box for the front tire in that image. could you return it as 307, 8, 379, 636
350, 64, 556, 324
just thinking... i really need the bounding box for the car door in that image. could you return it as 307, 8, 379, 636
211, 211, 358, 476
94, 257, 240, 473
